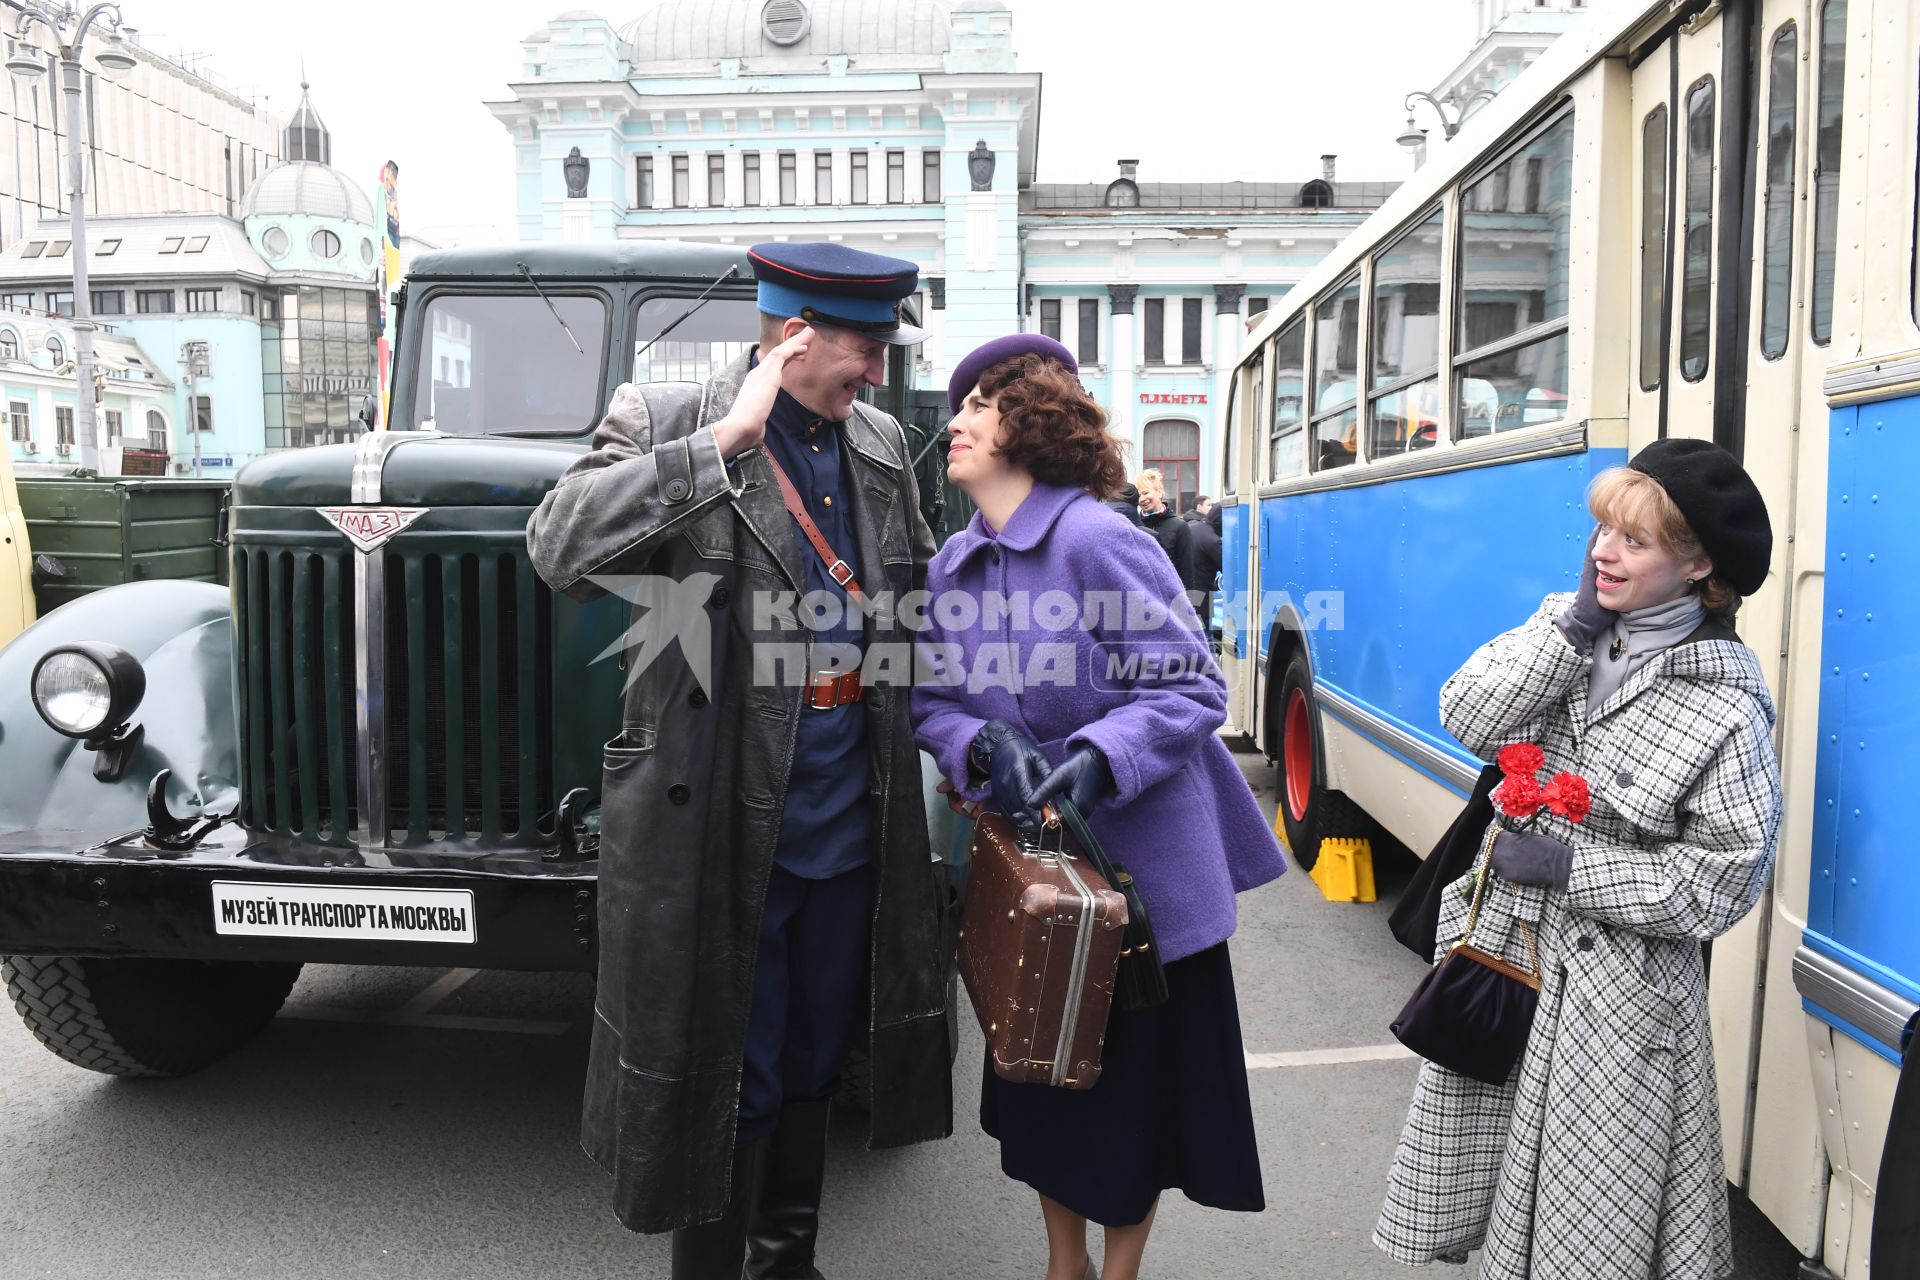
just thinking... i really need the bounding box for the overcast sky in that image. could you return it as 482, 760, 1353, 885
125, 0, 1477, 243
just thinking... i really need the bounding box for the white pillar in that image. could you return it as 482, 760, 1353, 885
832, 147, 851, 207
761, 148, 780, 207
724, 149, 744, 208
1108, 285, 1137, 447
870, 146, 887, 206
1212, 285, 1245, 494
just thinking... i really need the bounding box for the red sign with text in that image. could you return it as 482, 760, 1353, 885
1138, 393, 1208, 405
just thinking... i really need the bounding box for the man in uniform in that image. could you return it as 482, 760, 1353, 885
527, 243, 951, 1279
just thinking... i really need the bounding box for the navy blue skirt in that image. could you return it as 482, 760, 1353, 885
979, 942, 1265, 1227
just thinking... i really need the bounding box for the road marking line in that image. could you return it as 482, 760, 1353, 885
397, 967, 481, 1017
277, 1003, 570, 1037
1245, 1043, 1417, 1070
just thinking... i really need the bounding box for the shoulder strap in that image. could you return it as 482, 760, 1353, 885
760, 447, 867, 609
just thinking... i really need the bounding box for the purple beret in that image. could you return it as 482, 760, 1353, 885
948, 333, 1079, 413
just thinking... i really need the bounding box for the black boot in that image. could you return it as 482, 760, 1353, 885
671, 1139, 766, 1280
745, 1097, 833, 1280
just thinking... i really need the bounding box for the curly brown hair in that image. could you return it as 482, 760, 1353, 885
974, 353, 1128, 498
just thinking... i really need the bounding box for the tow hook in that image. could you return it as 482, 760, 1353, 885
551, 787, 601, 862
144, 769, 231, 852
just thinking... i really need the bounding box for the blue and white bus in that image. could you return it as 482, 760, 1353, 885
1217, 0, 1918, 1272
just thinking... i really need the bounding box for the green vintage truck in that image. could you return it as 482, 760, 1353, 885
0, 242, 956, 1076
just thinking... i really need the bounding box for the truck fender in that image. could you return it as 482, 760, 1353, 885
0, 580, 234, 838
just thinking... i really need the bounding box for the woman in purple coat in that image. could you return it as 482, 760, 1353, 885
912, 334, 1287, 1280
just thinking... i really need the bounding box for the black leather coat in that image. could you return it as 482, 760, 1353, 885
526, 352, 951, 1233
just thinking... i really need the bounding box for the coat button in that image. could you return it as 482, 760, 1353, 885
1575, 936, 1594, 952
664, 478, 690, 502
688, 689, 708, 708
989, 546, 1001, 564
711, 586, 731, 609
668, 784, 691, 805
1615, 770, 1634, 787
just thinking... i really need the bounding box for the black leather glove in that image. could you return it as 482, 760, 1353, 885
970, 719, 1052, 829
1032, 744, 1114, 818
1491, 828, 1574, 891
1554, 526, 1616, 653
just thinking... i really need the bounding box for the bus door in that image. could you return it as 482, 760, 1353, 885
1218, 345, 1268, 741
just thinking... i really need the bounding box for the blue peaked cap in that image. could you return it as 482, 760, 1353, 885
749, 242, 927, 346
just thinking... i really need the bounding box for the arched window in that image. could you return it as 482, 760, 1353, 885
1143, 419, 1202, 513
0, 330, 16, 360
145, 408, 168, 452
1103, 179, 1140, 209
45, 336, 64, 365
310, 228, 341, 258
1297, 180, 1333, 209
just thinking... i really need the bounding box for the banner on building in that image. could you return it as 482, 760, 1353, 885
376, 160, 401, 429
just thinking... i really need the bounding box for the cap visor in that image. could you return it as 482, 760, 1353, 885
877, 320, 928, 347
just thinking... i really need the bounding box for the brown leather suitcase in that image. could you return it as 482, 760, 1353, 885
956, 808, 1130, 1089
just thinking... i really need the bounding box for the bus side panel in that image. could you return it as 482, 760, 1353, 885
1219, 499, 1254, 737
1256, 445, 1625, 855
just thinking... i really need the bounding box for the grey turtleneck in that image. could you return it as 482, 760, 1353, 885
1586, 592, 1707, 712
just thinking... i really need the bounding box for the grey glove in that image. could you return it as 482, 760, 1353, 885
1491, 827, 1574, 891
1554, 526, 1616, 653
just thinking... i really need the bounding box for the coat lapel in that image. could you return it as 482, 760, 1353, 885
708, 351, 809, 595
842, 403, 902, 622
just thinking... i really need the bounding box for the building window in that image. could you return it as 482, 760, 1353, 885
672, 154, 690, 207
1144, 298, 1165, 364
815, 151, 833, 204
48, 240, 69, 257
194, 395, 213, 433
1298, 180, 1333, 208
1760, 23, 1798, 361
96, 238, 120, 256
91, 289, 124, 315
743, 153, 761, 205
55, 406, 74, 448
160, 236, 184, 254
146, 408, 167, 452
104, 409, 122, 444
1, 292, 31, 311
185, 236, 209, 253
923, 149, 942, 202
1039, 298, 1061, 341
7, 400, 27, 442
186, 288, 220, 313
887, 150, 905, 203
850, 152, 869, 204
0, 332, 15, 360
311, 228, 341, 258
241, 290, 256, 317
1811, 0, 1845, 345
1248, 295, 1270, 318
262, 226, 289, 259
46, 337, 64, 365
1182, 298, 1203, 364
1639, 106, 1669, 392
707, 153, 726, 206
636, 156, 654, 208
137, 290, 175, 314
1143, 420, 1201, 513
779, 152, 797, 205
1077, 298, 1100, 364
1679, 77, 1715, 382
19, 242, 42, 258
47, 291, 73, 317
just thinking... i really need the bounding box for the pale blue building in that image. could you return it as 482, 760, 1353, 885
490, 0, 1395, 507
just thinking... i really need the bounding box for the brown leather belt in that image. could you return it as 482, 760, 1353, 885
806, 669, 863, 711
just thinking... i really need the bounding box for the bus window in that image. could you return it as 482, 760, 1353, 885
1368, 205, 1444, 458
1639, 106, 1669, 391
1310, 274, 1361, 470
1680, 76, 1716, 382
1270, 317, 1305, 480
1455, 111, 1574, 437
1811, 0, 1845, 345
1759, 24, 1797, 361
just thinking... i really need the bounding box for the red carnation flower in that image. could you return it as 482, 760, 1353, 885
1542, 772, 1592, 824
1496, 743, 1546, 779
1494, 773, 1542, 820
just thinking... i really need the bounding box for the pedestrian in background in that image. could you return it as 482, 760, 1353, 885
528, 242, 952, 1280
1187, 499, 1223, 636
1134, 469, 1196, 590
1102, 481, 1145, 527
1374, 439, 1783, 1280
915, 333, 1286, 1280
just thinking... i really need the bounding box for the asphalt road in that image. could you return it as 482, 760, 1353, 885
0, 755, 1808, 1279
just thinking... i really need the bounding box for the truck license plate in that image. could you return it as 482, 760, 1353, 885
211, 882, 477, 944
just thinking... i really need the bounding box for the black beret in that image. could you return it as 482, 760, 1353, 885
1628, 438, 1772, 596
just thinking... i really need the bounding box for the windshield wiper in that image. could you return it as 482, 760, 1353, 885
517, 261, 584, 355
634, 264, 742, 362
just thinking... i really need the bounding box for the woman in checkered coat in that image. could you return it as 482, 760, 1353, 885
1374, 440, 1783, 1279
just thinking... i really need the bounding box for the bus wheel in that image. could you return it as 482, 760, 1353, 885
1274, 651, 1359, 873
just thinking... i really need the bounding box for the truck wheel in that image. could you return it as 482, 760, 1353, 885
2, 955, 302, 1078
1273, 650, 1361, 873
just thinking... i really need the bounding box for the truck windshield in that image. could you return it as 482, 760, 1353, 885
631, 295, 761, 384
407, 291, 608, 435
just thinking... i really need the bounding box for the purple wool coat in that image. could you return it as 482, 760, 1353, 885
912, 482, 1285, 962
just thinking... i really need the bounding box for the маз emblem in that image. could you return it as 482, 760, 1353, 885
317, 506, 427, 553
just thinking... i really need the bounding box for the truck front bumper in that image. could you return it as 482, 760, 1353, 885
0, 822, 597, 970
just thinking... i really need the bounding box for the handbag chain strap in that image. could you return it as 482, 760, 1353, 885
1456, 824, 1541, 980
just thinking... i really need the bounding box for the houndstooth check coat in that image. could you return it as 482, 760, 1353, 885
1374, 593, 1783, 1280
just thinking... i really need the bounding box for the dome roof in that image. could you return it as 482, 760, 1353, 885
240, 161, 374, 224
621, 0, 951, 65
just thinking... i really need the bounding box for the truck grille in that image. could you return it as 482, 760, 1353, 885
233, 546, 556, 848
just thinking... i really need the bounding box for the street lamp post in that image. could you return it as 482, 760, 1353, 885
5, 3, 136, 475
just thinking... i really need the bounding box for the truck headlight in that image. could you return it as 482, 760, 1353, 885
31, 643, 146, 741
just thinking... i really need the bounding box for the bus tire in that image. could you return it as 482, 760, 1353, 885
2, 955, 301, 1078
1274, 650, 1361, 873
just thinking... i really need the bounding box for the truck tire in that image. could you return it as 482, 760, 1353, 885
1273, 649, 1362, 873
3, 955, 302, 1078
